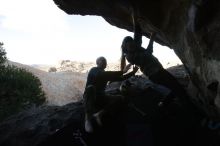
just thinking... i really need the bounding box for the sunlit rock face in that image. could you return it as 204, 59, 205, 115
53, 0, 220, 118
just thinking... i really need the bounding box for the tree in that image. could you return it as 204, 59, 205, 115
0, 66, 46, 121
0, 42, 7, 66
48, 67, 57, 72
0, 43, 46, 121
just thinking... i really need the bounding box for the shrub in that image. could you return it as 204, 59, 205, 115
0, 65, 46, 121
0, 42, 7, 66
48, 67, 57, 72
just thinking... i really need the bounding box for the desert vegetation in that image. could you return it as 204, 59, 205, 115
0, 43, 46, 121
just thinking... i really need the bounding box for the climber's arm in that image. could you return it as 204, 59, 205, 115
132, 9, 142, 47
146, 33, 156, 54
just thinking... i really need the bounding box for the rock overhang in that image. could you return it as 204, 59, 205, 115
53, 0, 220, 119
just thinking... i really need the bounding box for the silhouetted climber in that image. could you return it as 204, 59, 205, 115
120, 9, 189, 106
84, 56, 138, 133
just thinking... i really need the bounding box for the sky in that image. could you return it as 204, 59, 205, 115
0, 0, 182, 67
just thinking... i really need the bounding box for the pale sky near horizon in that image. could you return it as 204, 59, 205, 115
0, 0, 182, 67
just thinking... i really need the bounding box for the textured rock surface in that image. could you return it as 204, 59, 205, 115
1, 74, 219, 146
0, 102, 84, 146
53, 0, 220, 118
0, 75, 210, 146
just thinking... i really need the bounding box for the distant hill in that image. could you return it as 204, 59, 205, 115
6, 60, 184, 106
5, 60, 86, 106
42, 60, 121, 73
31, 64, 53, 72
32, 60, 182, 74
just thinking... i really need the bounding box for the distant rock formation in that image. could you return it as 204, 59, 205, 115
56, 60, 120, 73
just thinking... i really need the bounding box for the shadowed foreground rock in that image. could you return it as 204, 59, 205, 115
0, 102, 84, 146
0, 69, 219, 146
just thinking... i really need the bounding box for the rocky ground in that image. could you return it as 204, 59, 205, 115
0, 68, 219, 146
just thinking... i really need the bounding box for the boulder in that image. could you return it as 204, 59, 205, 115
0, 74, 219, 146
